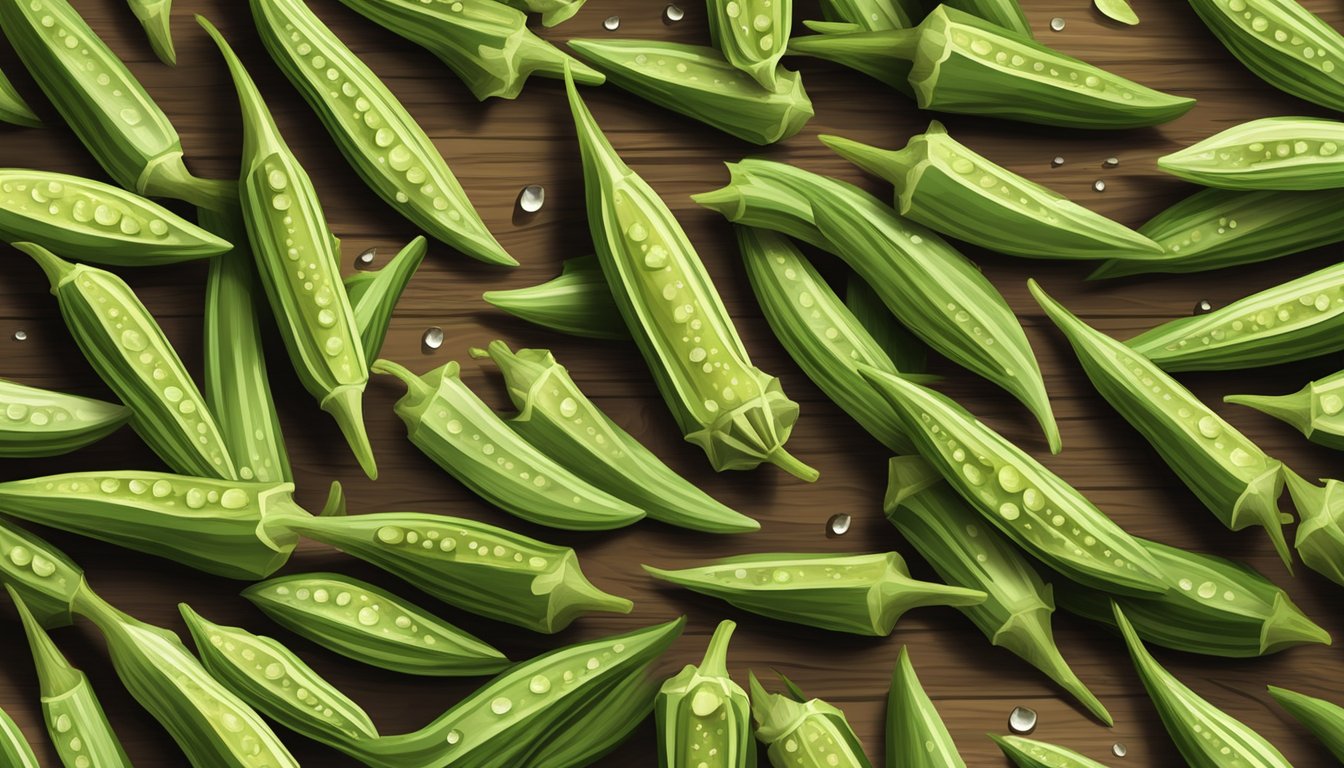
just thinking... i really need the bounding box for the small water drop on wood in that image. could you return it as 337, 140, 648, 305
663, 3, 684, 23
422, 326, 444, 350
1103, 157, 1120, 168
603, 15, 620, 30
1092, 180, 1107, 192
12, 330, 26, 342
1194, 299, 1214, 315
1050, 17, 1066, 31
518, 184, 545, 214
1008, 706, 1037, 734
1050, 156, 1065, 168
355, 248, 377, 269
826, 513, 851, 537
1112, 742, 1128, 757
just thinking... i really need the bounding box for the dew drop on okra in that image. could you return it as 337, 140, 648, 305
422, 326, 445, 350
1008, 705, 1038, 734
518, 184, 545, 213
663, 3, 684, 23
603, 15, 620, 30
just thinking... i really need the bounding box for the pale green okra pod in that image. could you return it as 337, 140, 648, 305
127, 0, 176, 65
500, 0, 586, 26
1268, 686, 1344, 762
887, 647, 966, 767
787, 26, 915, 94
991, 734, 1115, 768
0, 379, 127, 458
1095, 0, 1139, 25
655, 620, 754, 768
1227, 369, 1344, 450
483, 255, 628, 340
344, 237, 428, 363
707, 0, 793, 90
1281, 471, 1344, 586
0, 66, 39, 128
816, 0, 914, 30
1160, 117, 1344, 190
750, 674, 873, 768
0, 707, 38, 768
0, 517, 86, 628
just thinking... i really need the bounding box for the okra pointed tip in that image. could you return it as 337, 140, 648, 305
14, 242, 74, 288
818, 134, 899, 182
769, 446, 819, 482
690, 185, 744, 218
699, 620, 736, 677
1262, 593, 1331, 653
320, 481, 347, 517
139, 6, 178, 66
321, 386, 378, 480
1224, 391, 1312, 434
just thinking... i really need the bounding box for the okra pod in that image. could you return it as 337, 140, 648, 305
202, 16, 377, 480
1114, 602, 1294, 767
568, 39, 814, 145
823, 124, 1162, 260
344, 237, 427, 363
817, 0, 914, 30
884, 457, 1112, 725
887, 647, 966, 767
1281, 471, 1344, 586
942, 0, 1031, 36
1033, 281, 1291, 567
1055, 537, 1329, 657
500, 0, 586, 26
0, 379, 127, 458
253, 0, 514, 266
476, 340, 759, 533
482, 255, 629, 340
1159, 117, 1344, 190
1095, 0, 1139, 25
0, 66, 39, 128
335, 0, 603, 101
0, 517, 86, 628
569, 71, 815, 479
0, 707, 38, 768
243, 572, 510, 677
844, 276, 927, 373
0, 0, 233, 208
1227, 369, 1344, 450
750, 673, 873, 768
375, 358, 646, 531
24, 243, 237, 480
787, 27, 915, 94
695, 158, 1059, 451
991, 734, 1115, 768
644, 552, 986, 636
707, 0, 793, 90
655, 620, 754, 768
127, 0, 176, 65
1268, 686, 1344, 762
1126, 261, 1344, 371
287, 511, 632, 633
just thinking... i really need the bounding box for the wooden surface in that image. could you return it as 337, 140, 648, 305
1, 0, 1343, 764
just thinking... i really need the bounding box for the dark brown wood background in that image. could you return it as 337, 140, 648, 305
1, 0, 1342, 764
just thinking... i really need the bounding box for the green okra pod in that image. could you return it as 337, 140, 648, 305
844, 276, 927, 373
483, 255, 629, 340
1227, 369, 1344, 450
127, 0, 176, 65
990, 734, 1115, 768
1159, 117, 1344, 190
0, 517, 86, 628
0, 379, 127, 458
1187, 0, 1344, 113
1126, 261, 1344, 371
24, 243, 237, 480
253, 0, 514, 266
1281, 471, 1344, 586
823, 124, 1161, 261
568, 39, 813, 145
569, 71, 815, 480
0, 170, 231, 266
887, 647, 966, 767
1089, 188, 1344, 279
1095, 0, 1139, 25
0, 66, 39, 128
884, 457, 1111, 725
788, 26, 915, 94
374, 358, 646, 531
476, 340, 759, 533
655, 620, 754, 768
750, 673, 873, 768
1033, 281, 1292, 567
243, 572, 509, 677
202, 15, 378, 480
817, 0, 914, 30
942, 0, 1031, 36
287, 511, 632, 633
644, 552, 986, 636
344, 237, 428, 363
1114, 602, 1294, 767
0, 707, 38, 768
860, 367, 1165, 596
1055, 537, 1328, 657
695, 158, 1059, 452
1267, 686, 1344, 762
9, 585, 132, 768
336, 0, 603, 101
500, 0, 585, 26
0, 0, 233, 208
707, 0, 793, 90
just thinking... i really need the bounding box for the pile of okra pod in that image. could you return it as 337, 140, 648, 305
1, 0, 1344, 764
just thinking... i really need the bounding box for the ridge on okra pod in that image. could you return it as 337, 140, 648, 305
0, 65, 39, 128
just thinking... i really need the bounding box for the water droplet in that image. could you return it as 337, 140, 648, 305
263, 663, 284, 680
518, 184, 545, 214
1194, 300, 1214, 315
826, 513, 851, 537
1050, 17, 1065, 31
663, 3, 684, 23
355, 248, 376, 269
55, 714, 71, 733
357, 607, 380, 626
1008, 706, 1037, 734
1113, 742, 1128, 758
220, 489, 248, 509
490, 696, 513, 715
529, 674, 551, 694
445, 730, 462, 745
422, 327, 444, 350
558, 397, 578, 418
1092, 180, 1106, 192
12, 330, 26, 341
603, 15, 620, 30
1050, 156, 1065, 168
1103, 157, 1120, 168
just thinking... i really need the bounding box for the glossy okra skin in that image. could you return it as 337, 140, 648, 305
375, 358, 645, 530
695, 158, 1060, 451
569, 73, 815, 480
479, 340, 759, 533
0, 379, 127, 458
1188, 0, 1344, 112
1033, 281, 1292, 567
1268, 686, 1344, 761
645, 552, 986, 636
127, 0, 176, 65
1281, 471, 1344, 586
0, 517, 87, 628
817, 0, 914, 30
243, 572, 509, 677
0, 470, 308, 579
202, 16, 378, 480
288, 511, 632, 633
1126, 261, 1344, 371
569, 39, 814, 145
823, 124, 1162, 261
942, 0, 1031, 36
1114, 603, 1294, 767
253, 0, 514, 267
0, 0, 233, 209
9, 586, 132, 768
1089, 188, 1344, 279
707, 0, 793, 90
1056, 537, 1329, 657
25, 244, 238, 480
655, 620, 754, 768
750, 674, 873, 768
1229, 370, 1344, 450
860, 367, 1165, 595
0, 170, 231, 265
788, 27, 915, 93
1159, 117, 1344, 190
201, 205, 293, 484
0, 707, 38, 768
991, 734, 1115, 768
0, 66, 39, 128
887, 647, 966, 767
500, 0, 586, 26
883, 457, 1111, 725
344, 237, 427, 363
336, 0, 603, 101
483, 255, 629, 340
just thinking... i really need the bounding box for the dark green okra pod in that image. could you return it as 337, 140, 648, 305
344, 237, 428, 363
0, 0, 233, 208
243, 572, 509, 677
887, 647, 966, 767
336, 0, 603, 100
1033, 281, 1292, 567
1227, 369, 1344, 450
750, 674, 873, 768
476, 340, 758, 533
0, 66, 39, 128
655, 620, 754, 768
483, 255, 628, 340
24, 243, 237, 480
1281, 471, 1344, 586
253, 0, 514, 266
942, 0, 1031, 36
375, 358, 645, 531
1268, 686, 1344, 762
707, 0, 793, 89
844, 276, 927, 372
817, 0, 914, 30
127, 0, 176, 65
0, 707, 38, 768
991, 734, 1115, 768
1159, 117, 1344, 191
0, 379, 127, 458
500, 0, 586, 27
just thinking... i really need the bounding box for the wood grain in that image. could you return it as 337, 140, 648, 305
1, 0, 1343, 765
